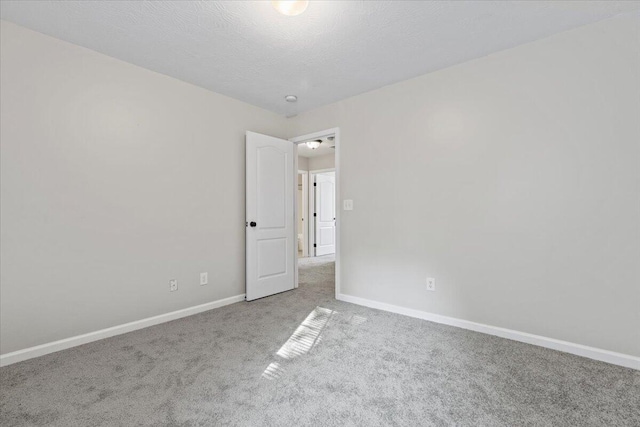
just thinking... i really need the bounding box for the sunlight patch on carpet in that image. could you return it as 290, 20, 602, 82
277, 307, 334, 360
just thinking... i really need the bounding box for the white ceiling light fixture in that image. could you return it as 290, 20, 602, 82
285, 95, 298, 102
306, 139, 321, 150
272, 1, 309, 17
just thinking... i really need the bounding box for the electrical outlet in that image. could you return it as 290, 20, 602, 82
170, 279, 178, 292
200, 272, 208, 286
426, 277, 436, 291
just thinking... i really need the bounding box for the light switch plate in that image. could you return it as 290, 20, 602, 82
343, 199, 353, 211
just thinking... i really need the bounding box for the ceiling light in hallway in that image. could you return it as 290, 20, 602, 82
305, 139, 321, 150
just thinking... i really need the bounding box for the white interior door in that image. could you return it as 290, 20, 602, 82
246, 131, 294, 301
314, 172, 336, 256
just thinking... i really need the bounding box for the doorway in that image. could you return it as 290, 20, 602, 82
245, 128, 340, 301
309, 170, 336, 256
291, 128, 340, 298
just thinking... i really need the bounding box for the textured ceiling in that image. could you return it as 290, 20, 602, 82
1, 1, 639, 115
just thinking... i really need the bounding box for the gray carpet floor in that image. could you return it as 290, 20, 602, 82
1, 254, 639, 426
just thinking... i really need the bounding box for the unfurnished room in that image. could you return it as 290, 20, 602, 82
0, 1, 639, 426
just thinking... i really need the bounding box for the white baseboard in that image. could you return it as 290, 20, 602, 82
0, 294, 246, 367
337, 293, 640, 370
4, 292, 636, 370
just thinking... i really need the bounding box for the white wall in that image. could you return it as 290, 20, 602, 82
297, 155, 309, 171
2, 14, 639, 361
308, 154, 335, 171
298, 153, 334, 171
289, 14, 640, 357
0, 21, 289, 354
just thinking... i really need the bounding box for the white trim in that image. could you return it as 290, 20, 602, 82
290, 128, 341, 298
307, 171, 315, 256
336, 293, 640, 370
297, 170, 309, 259
292, 151, 300, 291
0, 294, 246, 367
308, 167, 335, 174
289, 129, 339, 144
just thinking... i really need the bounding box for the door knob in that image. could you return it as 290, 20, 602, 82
250, 221, 257, 227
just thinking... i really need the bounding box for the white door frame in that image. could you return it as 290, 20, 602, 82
308, 168, 335, 257
290, 128, 340, 299
297, 170, 309, 258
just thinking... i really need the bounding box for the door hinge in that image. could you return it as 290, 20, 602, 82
313, 183, 317, 187
313, 213, 316, 217
313, 244, 317, 248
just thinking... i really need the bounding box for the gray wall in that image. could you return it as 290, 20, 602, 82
289, 14, 640, 357
2, 14, 639, 359
308, 154, 335, 171
297, 154, 335, 171
0, 21, 289, 354
297, 156, 309, 171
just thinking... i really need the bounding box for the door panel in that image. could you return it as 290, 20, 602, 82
257, 238, 287, 278
246, 131, 294, 301
315, 172, 336, 256
319, 227, 334, 246
257, 147, 286, 229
